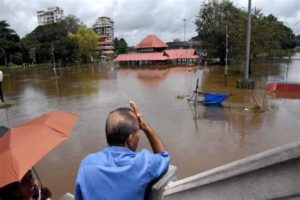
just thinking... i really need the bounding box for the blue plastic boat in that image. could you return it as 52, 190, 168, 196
200, 92, 231, 105
187, 79, 231, 106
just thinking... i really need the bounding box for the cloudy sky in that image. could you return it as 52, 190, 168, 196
0, 0, 300, 46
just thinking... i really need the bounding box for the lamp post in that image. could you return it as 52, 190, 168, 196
183, 19, 187, 41
0, 71, 4, 102
244, 0, 252, 80
51, 42, 58, 78
237, 0, 255, 89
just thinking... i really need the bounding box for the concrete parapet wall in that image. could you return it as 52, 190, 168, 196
163, 140, 300, 200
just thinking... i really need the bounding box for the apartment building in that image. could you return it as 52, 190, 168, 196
92, 17, 115, 56
37, 7, 65, 26
205, 0, 228, 3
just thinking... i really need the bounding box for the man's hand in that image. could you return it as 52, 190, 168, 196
129, 100, 165, 153
129, 100, 149, 131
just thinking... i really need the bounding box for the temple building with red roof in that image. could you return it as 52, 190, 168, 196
114, 34, 199, 66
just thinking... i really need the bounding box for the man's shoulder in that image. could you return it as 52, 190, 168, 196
137, 149, 170, 159
80, 150, 104, 165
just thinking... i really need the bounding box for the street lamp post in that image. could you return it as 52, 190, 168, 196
51, 42, 58, 78
244, 0, 252, 80
237, 0, 255, 89
183, 19, 187, 41
0, 71, 4, 102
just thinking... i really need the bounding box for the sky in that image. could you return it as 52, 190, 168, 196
0, 0, 300, 46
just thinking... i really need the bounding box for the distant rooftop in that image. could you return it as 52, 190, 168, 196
135, 34, 168, 49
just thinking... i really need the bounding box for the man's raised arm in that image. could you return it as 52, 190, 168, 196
129, 101, 165, 153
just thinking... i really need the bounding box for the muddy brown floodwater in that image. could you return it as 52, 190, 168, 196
1, 54, 300, 199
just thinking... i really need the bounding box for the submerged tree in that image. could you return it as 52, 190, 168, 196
195, 1, 241, 65
20, 15, 82, 65
69, 26, 98, 62
117, 38, 128, 54
114, 37, 128, 54
195, 2, 296, 64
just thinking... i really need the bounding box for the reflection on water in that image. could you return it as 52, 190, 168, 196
203, 106, 227, 121
1, 55, 300, 198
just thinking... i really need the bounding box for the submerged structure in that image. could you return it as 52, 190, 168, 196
114, 34, 199, 66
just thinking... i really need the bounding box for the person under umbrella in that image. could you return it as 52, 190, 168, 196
0, 110, 79, 199
0, 170, 51, 200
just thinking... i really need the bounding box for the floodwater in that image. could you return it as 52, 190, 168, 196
1, 54, 300, 199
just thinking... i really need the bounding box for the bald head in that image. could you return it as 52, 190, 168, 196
105, 107, 139, 146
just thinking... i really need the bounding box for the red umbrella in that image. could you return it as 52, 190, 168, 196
0, 110, 79, 187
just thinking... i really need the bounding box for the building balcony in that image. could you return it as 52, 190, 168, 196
98, 46, 114, 50
101, 50, 115, 55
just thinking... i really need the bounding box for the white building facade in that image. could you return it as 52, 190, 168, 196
37, 7, 65, 26
205, 0, 228, 3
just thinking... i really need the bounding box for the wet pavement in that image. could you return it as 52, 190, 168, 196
0, 54, 300, 198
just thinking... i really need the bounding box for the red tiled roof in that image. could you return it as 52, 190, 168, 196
164, 49, 199, 59
114, 48, 199, 62
114, 52, 167, 61
135, 34, 168, 49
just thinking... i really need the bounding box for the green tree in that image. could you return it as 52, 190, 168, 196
195, 1, 242, 65
20, 15, 81, 65
0, 20, 20, 65
69, 26, 98, 62
113, 37, 119, 51
296, 35, 300, 46
117, 38, 128, 54
195, 2, 296, 64
64, 15, 81, 34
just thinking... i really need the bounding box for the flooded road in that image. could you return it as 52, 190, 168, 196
1, 54, 300, 198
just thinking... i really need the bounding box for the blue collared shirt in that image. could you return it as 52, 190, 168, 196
75, 146, 170, 200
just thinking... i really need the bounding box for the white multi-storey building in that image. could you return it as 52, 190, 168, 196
92, 17, 115, 56
205, 0, 228, 3
37, 7, 65, 26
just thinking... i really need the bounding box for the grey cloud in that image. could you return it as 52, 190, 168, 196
232, 0, 300, 35
0, 0, 299, 46
113, 0, 200, 45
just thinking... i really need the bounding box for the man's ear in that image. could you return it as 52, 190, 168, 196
126, 134, 134, 147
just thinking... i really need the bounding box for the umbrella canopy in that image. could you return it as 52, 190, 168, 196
0, 110, 79, 187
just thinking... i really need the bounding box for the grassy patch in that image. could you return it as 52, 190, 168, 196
293, 46, 300, 52
0, 102, 14, 109
176, 95, 189, 99
0, 64, 23, 70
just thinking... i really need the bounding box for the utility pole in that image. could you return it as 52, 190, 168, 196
244, 0, 252, 80
51, 42, 56, 69
224, 25, 228, 86
0, 71, 4, 102
237, 0, 255, 89
183, 19, 187, 41
51, 42, 57, 78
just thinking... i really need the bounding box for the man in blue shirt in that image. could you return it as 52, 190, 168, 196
75, 101, 170, 200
